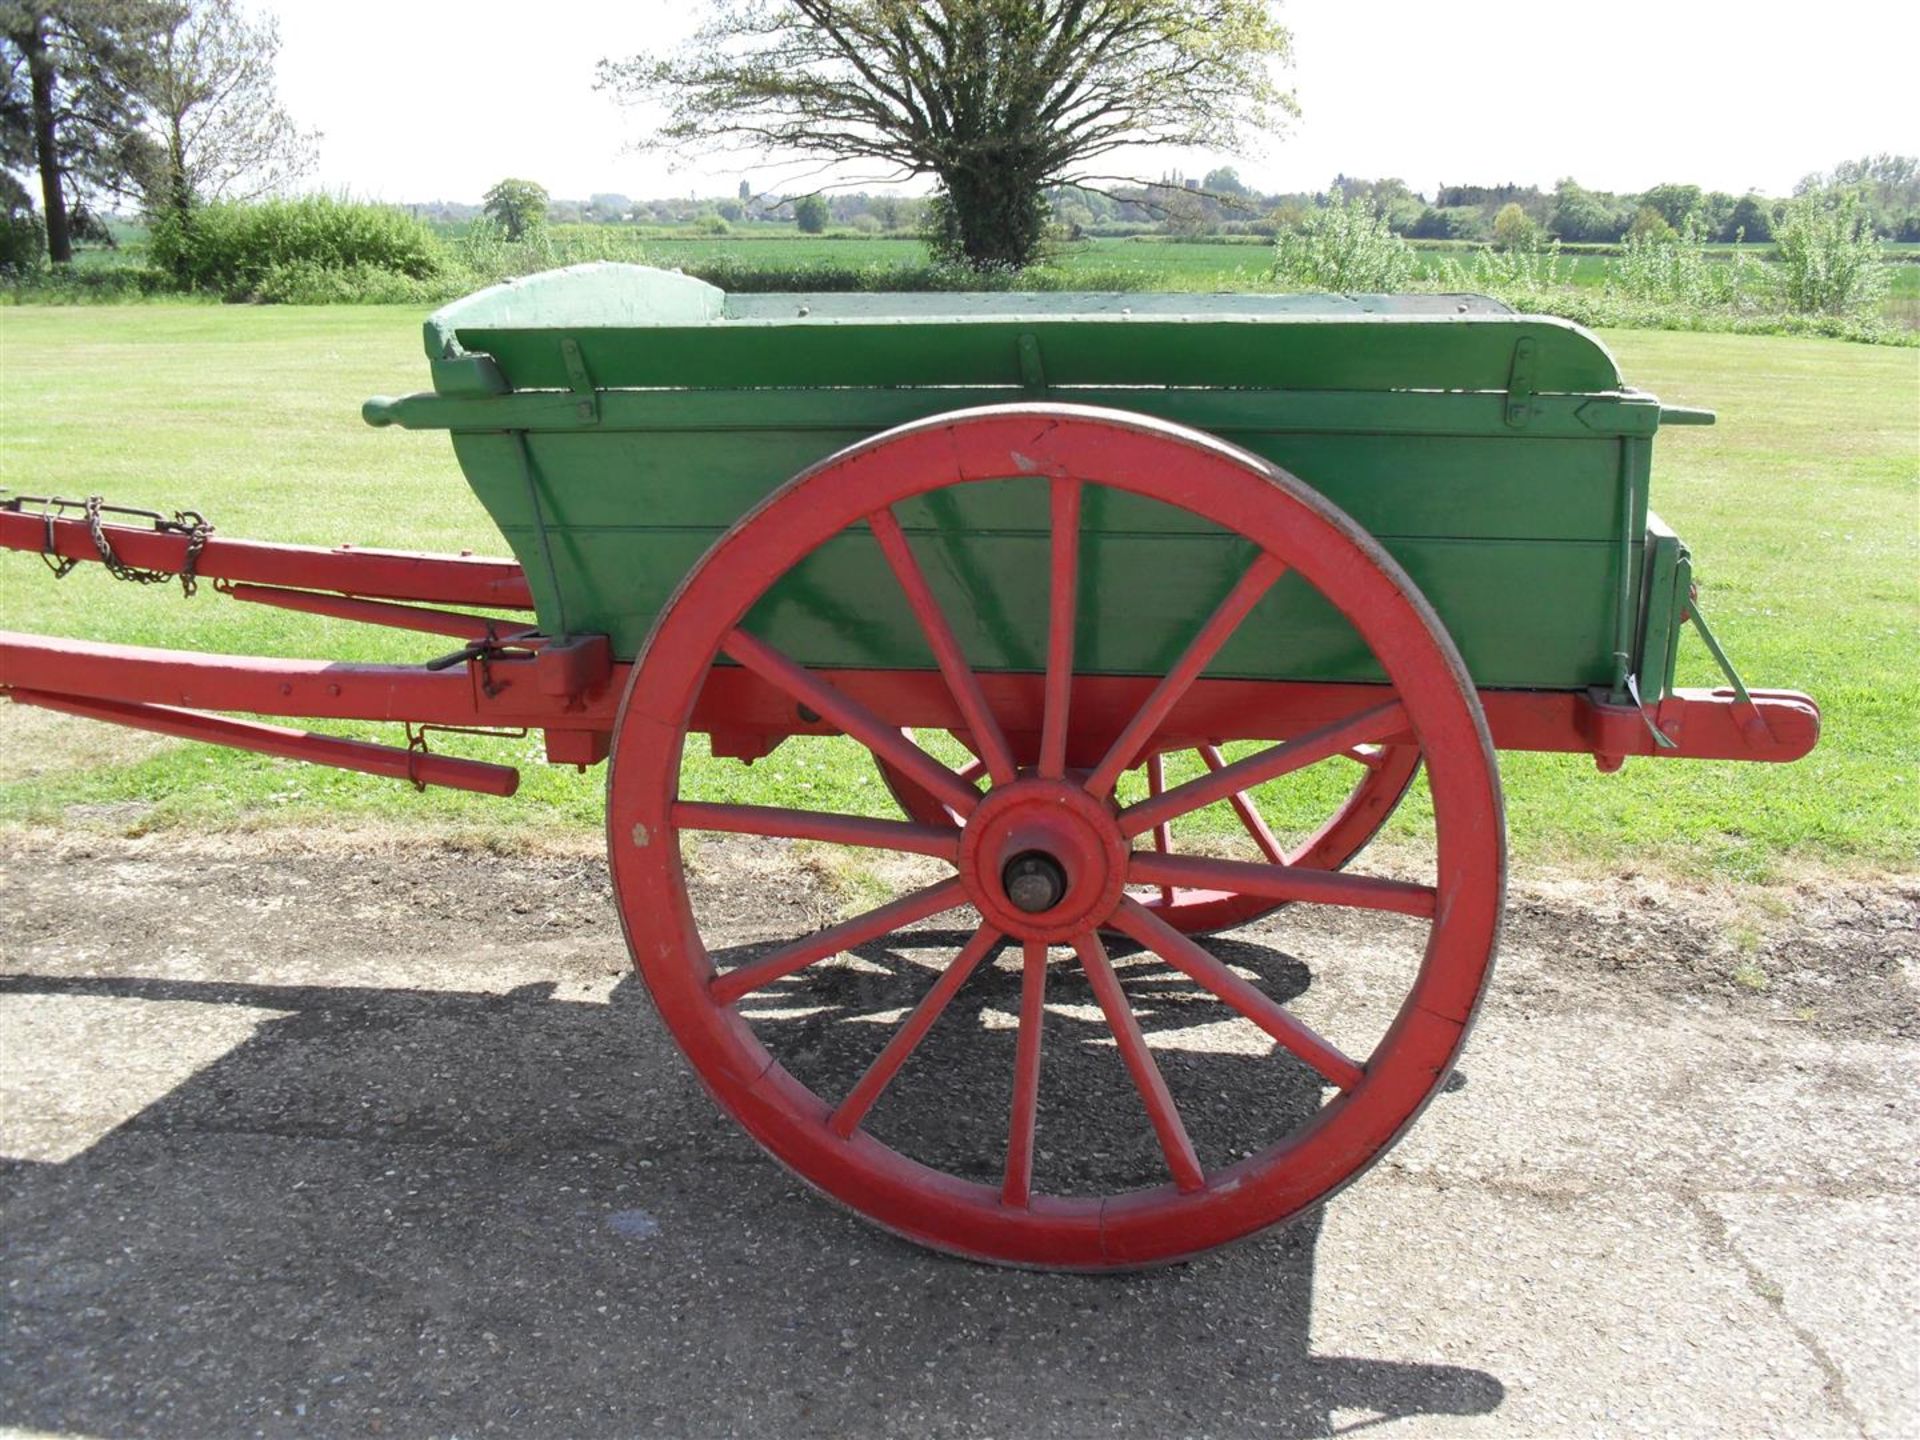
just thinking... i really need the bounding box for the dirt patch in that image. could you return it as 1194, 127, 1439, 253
4, 825, 1913, 1044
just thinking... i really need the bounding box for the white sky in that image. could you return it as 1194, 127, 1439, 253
268, 0, 1919, 204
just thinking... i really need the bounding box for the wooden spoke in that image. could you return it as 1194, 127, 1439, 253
1002, 940, 1050, 1207
869, 508, 1018, 786
1128, 851, 1437, 920
830, 924, 1002, 1138
1119, 700, 1407, 838
1110, 899, 1366, 1091
1039, 477, 1081, 779
1196, 744, 1287, 864
710, 877, 968, 1006
1146, 752, 1175, 905
722, 627, 981, 816
673, 801, 960, 861
1085, 553, 1288, 797
1074, 931, 1205, 1192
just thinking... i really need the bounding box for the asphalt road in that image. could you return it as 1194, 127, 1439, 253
1, 832, 1914, 1438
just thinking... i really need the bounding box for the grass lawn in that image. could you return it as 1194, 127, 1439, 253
1, 304, 1914, 880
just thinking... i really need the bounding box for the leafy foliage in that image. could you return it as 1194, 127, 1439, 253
1, 0, 172, 261
1491, 202, 1536, 251
139, 0, 315, 228
792, 192, 828, 235
1773, 191, 1890, 315
1613, 220, 1765, 309
1271, 196, 1416, 292
482, 178, 548, 241
147, 194, 440, 297
598, 0, 1296, 270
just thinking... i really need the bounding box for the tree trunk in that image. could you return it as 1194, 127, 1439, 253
22, 12, 72, 264
937, 160, 1049, 271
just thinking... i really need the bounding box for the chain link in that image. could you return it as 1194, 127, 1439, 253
8, 493, 214, 597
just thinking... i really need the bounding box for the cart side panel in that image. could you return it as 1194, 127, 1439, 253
452, 415, 1642, 689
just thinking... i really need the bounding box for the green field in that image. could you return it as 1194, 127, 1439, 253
1, 306, 1914, 879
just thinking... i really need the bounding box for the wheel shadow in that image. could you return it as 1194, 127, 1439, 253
0, 954, 1503, 1437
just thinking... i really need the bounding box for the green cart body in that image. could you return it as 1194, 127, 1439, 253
368, 263, 1700, 710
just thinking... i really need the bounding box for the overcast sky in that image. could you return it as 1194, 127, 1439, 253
268, 0, 1918, 203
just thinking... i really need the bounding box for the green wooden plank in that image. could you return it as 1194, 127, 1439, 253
455, 315, 1620, 394
503, 524, 1627, 689
370, 385, 1664, 439
486, 430, 1623, 543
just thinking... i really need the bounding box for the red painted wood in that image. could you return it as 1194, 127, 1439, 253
8, 688, 518, 795
1074, 929, 1207, 1192
1086, 552, 1287, 797
672, 802, 959, 860
868, 507, 1018, 786
708, 877, 969, 1007
1111, 897, 1364, 1089
602, 404, 1505, 1267
1038, 478, 1080, 780
0, 510, 532, 608
722, 628, 981, 817
0, 633, 1817, 765
1119, 700, 1408, 838
1128, 851, 1438, 918
1002, 940, 1050, 1208
224, 584, 523, 642
830, 924, 1001, 1139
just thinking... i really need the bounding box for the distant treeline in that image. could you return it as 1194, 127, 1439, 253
397, 155, 1920, 247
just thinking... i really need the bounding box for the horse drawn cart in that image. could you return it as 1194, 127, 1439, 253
0, 264, 1819, 1268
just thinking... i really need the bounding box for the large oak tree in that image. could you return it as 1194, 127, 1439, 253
599, 0, 1295, 270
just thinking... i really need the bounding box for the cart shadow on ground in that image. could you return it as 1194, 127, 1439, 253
0, 932, 1504, 1436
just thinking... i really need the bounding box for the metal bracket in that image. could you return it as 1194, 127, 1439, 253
560, 337, 600, 424
1624, 673, 1678, 749
1016, 333, 1047, 391
1504, 336, 1536, 429
1685, 592, 1753, 707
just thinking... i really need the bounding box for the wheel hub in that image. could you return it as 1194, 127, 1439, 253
958, 779, 1129, 942
1002, 849, 1068, 914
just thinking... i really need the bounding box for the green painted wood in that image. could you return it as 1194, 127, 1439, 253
390, 265, 1691, 693
460, 430, 1625, 543
1639, 513, 1689, 701
454, 315, 1619, 394
370, 385, 1665, 439
499, 522, 1633, 690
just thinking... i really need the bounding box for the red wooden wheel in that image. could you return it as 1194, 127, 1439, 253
607, 405, 1504, 1269
876, 740, 1422, 934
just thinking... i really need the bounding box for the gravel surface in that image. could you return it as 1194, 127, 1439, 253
1, 830, 1914, 1439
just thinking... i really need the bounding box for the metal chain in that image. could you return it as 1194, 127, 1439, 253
18, 493, 215, 597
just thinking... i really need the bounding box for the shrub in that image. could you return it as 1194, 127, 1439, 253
150, 196, 442, 297
793, 195, 829, 234
1428, 237, 1572, 295
1627, 206, 1676, 244
482, 179, 549, 241
1272, 197, 1418, 292
1, 210, 45, 275
1773, 192, 1890, 315
1492, 203, 1538, 251
1613, 220, 1765, 309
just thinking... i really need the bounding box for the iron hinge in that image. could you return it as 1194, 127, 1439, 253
560, 337, 600, 424
1504, 336, 1536, 429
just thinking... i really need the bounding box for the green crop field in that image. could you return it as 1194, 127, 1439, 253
1, 305, 1914, 880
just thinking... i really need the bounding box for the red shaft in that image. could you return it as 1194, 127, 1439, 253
8, 689, 518, 795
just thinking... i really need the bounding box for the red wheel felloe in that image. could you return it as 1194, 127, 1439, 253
607, 404, 1504, 1270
